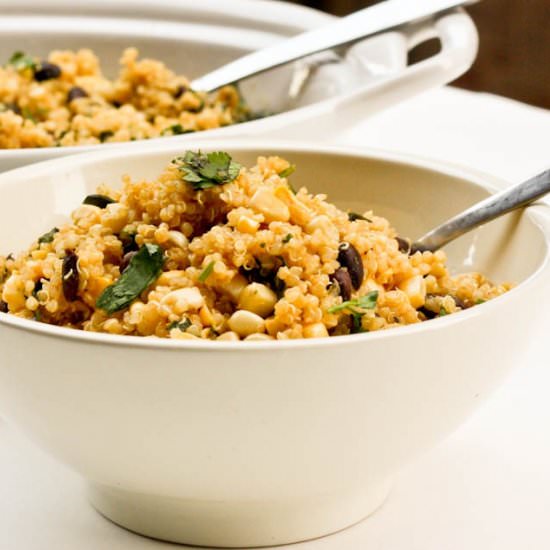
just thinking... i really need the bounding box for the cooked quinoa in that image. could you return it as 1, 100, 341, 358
0, 48, 246, 148
0, 152, 511, 340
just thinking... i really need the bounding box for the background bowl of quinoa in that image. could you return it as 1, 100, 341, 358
0, 0, 478, 171
0, 140, 548, 547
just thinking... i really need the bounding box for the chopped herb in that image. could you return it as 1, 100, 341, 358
83, 194, 115, 208
287, 181, 297, 194
168, 318, 192, 332
282, 234, 293, 243
7, 51, 36, 71
198, 260, 215, 282
173, 150, 241, 191
161, 123, 194, 136
21, 107, 37, 123
278, 164, 296, 178
348, 212, 372, 222
476, 299, 486, 305
96, 243, 164, 313
438, 307, 448, 317
38, 227, 59, 244
188, 90, 205, 113
351, 313, 367, 334
328, 290, 379, 314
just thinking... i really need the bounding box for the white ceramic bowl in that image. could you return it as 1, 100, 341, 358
0, 0, 478, 171
0, 142, 548, 547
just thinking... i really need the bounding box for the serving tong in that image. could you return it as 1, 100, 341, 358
191, 0, 478, 92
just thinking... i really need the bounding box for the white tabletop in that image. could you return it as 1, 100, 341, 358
1, 86, 550, 549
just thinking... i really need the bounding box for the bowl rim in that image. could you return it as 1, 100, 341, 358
0, 139, 548, 351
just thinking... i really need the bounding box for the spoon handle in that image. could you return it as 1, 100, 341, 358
412, 169, 550, 253
191, 0, 476, 92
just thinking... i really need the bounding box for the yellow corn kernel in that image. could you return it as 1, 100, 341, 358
217, 331, 240, 341
224, 273, 248, 302
303, 323, 329, 339
399, 274, 426, 309
238, 283, 277, 318
236, 215, 260, 234
249, 187, 290, 222
228, 310, 265, 337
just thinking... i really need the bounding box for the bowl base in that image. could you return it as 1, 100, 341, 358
88, 479, 391, 547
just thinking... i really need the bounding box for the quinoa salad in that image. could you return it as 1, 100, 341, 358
0, 48, 246, 148
0, 151, 511, 341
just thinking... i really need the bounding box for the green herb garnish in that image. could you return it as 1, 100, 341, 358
348, 212, 372, 222
188, 91, 205, 113
96, 243, 164, 313
438, 307, 448, 316
38, 227, 59, 244
99, 130, 114, 142
8, 51, 36, 71
282, 234, 293, 243
328, 290, 379, 314
161, 124, 194, 136
351, 313, 367, 334
168, 318, 192, 332
198, 260, 215, 282
173, 150, 241, 191
476, 299, 486, 304
278, 164, 296, 178
83, 194, 115, 208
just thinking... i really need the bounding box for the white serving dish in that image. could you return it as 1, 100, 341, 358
0, 0, 478, 171
0, 140, 548, 547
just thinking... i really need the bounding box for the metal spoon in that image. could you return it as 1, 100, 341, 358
191, 0, 477, 93
411, 168, 550, 253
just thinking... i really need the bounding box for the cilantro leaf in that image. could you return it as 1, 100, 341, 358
38, 227, 59, 244
161, 124, 194, 136
96, 243, 164, 313
348, 212, 372, 222
168, 318, 192, 331
328, 290, 379, 314
173, 150, 241, 191
198, 260, 215, 282
8, 51, 36, 71
278, 164, 296, 178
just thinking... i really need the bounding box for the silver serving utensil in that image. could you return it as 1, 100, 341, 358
191, 0, 478, 93
411, 168, 550, 253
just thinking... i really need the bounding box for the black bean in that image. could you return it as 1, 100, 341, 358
62, 251, 79, 302
120, 251, 137, 273
173, 84, 187, 99
67, 86, 88, 103
32, 280, 43, 298
0, 300, 8, 313
330, 268, 352, 301
396, 236, 411, 254
418, 306, 437, 320
119, 230, 138, 254
452, 295, 467, 309
337, 242, 364, 290
68, 309, 86, 325
34, 62, 61, 82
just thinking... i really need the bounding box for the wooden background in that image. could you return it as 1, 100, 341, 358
288, 0, 550, 109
